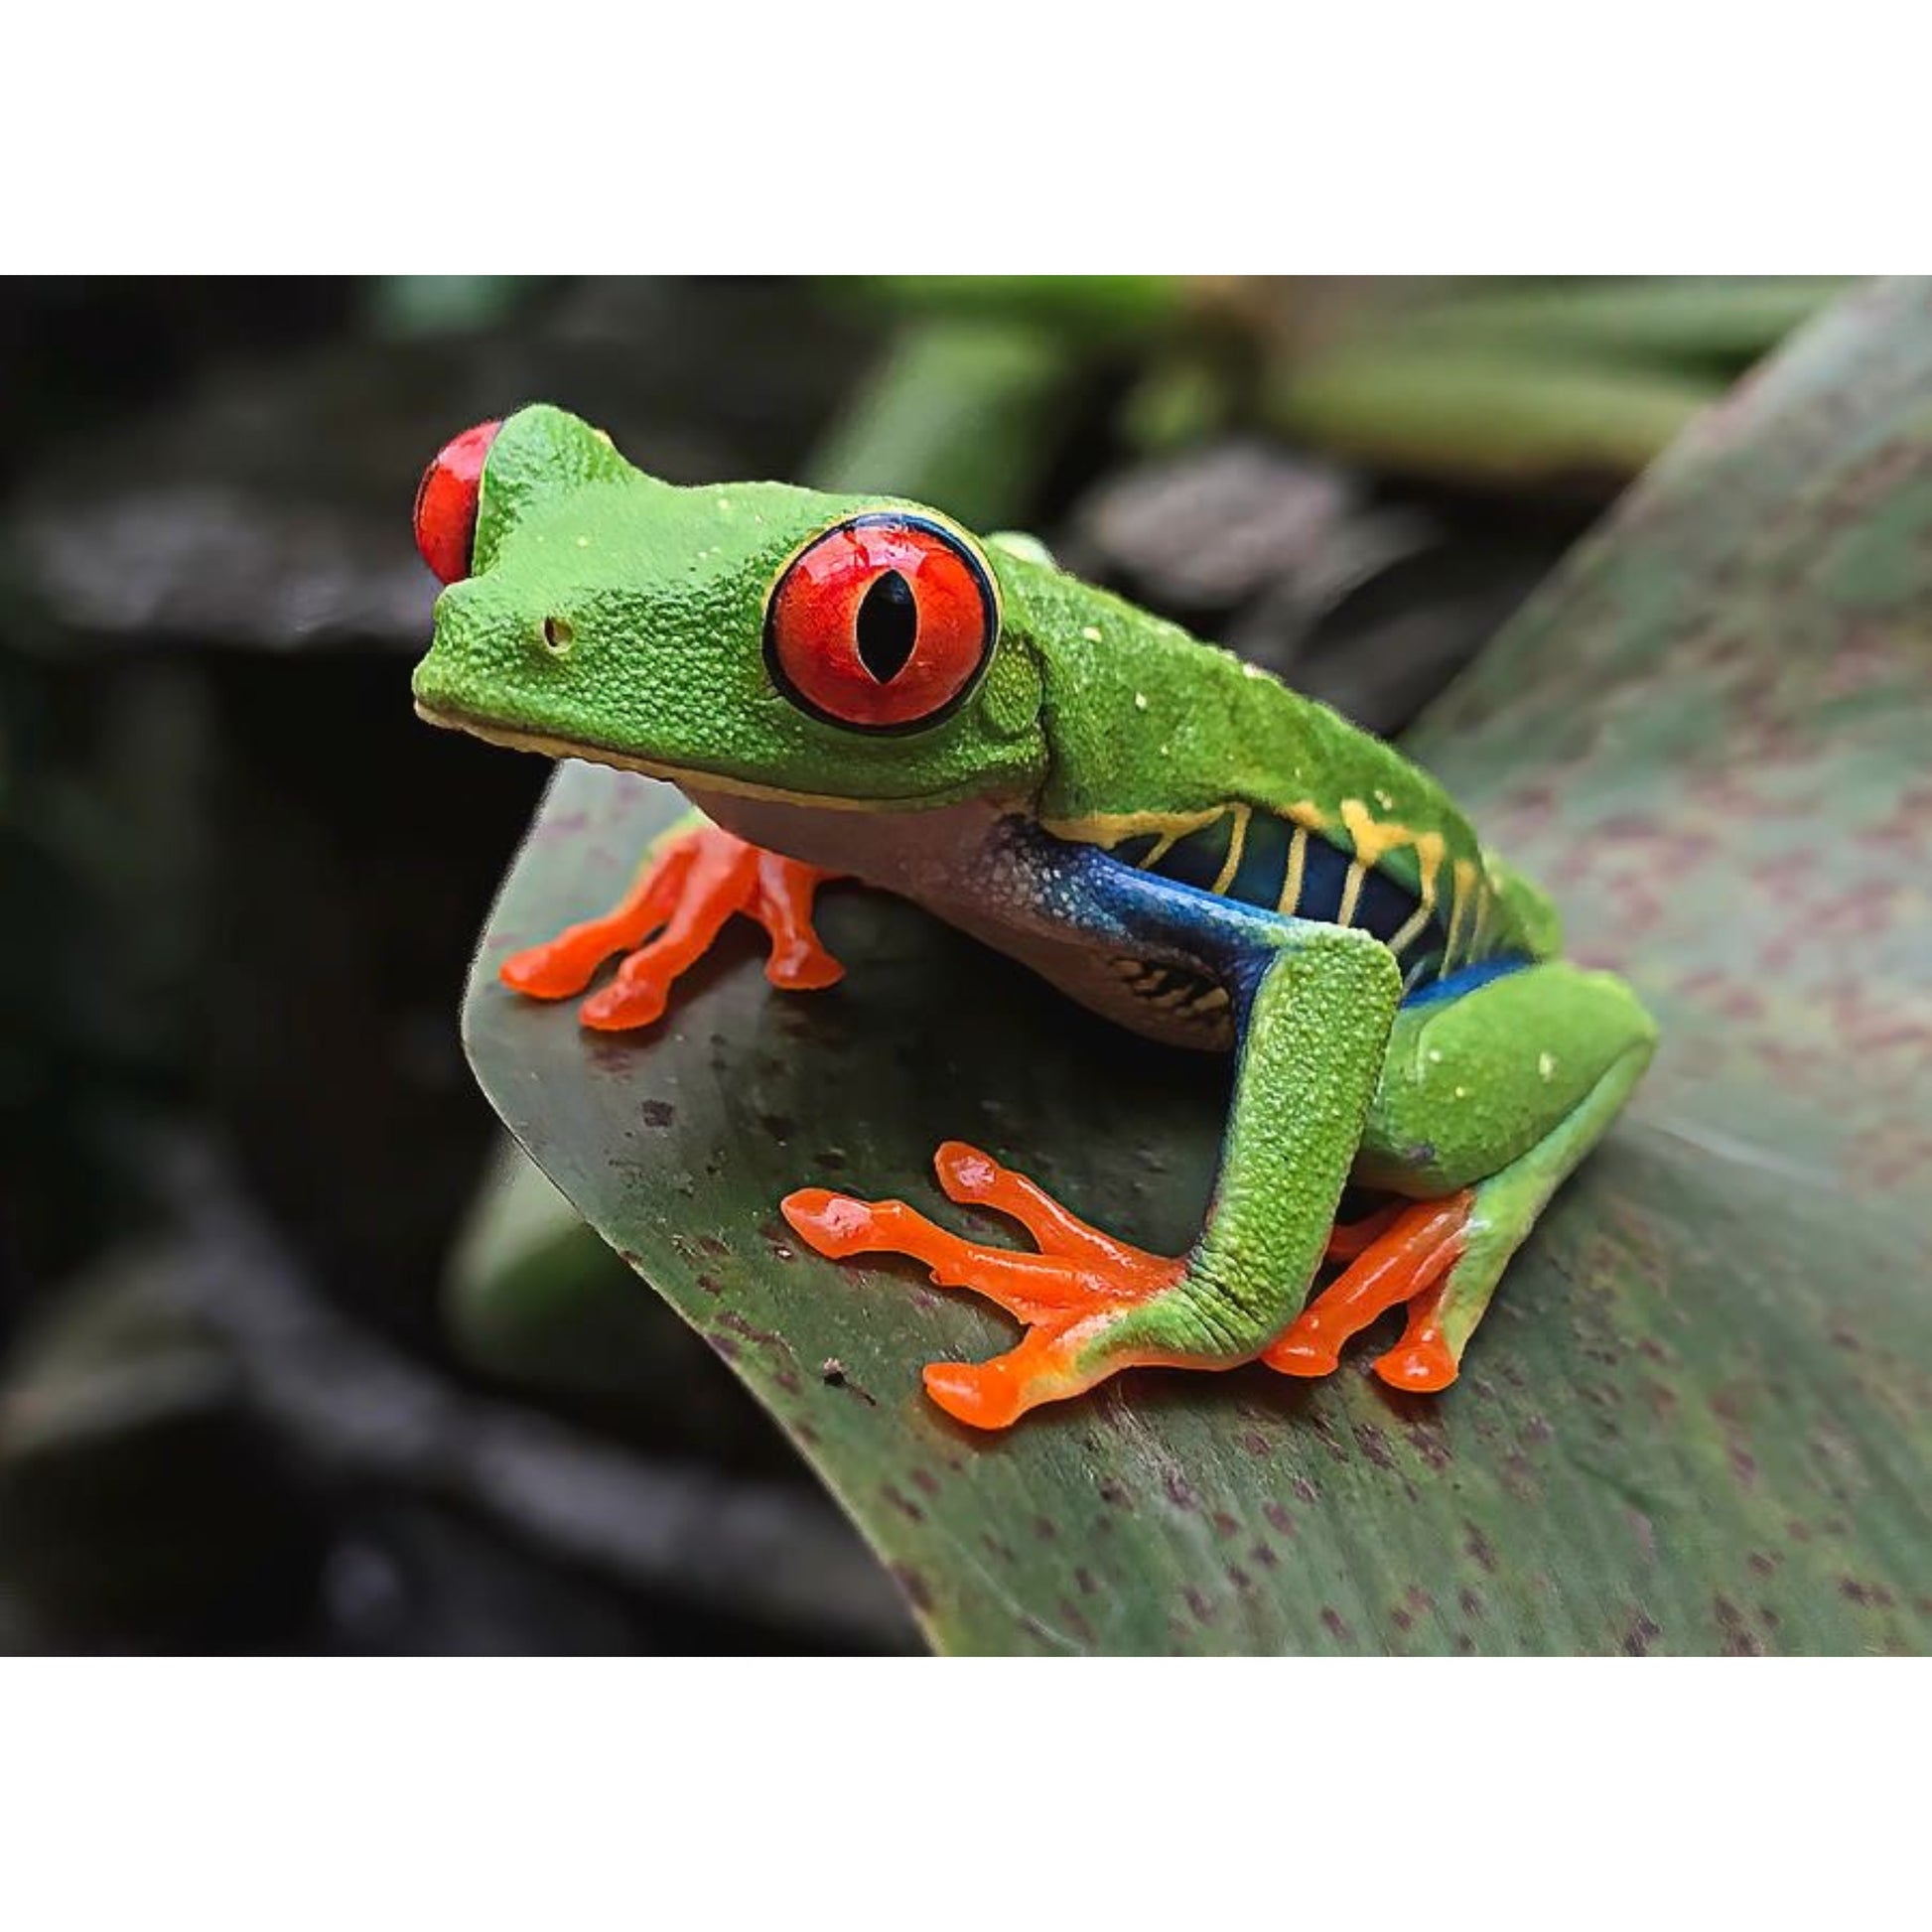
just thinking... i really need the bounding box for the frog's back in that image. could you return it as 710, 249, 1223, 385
1009, 559, 1559, 992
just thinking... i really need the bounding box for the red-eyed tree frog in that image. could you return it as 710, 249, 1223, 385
412, 406, 1657, 1430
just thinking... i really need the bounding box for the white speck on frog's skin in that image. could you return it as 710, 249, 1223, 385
1374, 788, 1395, 810
1539, 1051, 1557, 1080
1082, 625, 1103, 641
1134, 693, 1149, 711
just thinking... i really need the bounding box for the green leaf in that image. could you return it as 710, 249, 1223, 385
462, 280, 1932, 1653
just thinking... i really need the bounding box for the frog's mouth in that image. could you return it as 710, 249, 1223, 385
413, 699, 964, 814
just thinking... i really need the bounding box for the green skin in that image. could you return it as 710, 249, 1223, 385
416, 405, 1658, 1409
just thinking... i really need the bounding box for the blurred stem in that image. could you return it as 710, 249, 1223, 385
804, 317, 1081, 528
1269, 345, 1720, 488
1392, 276, 1854, 367
850, 274, 1183, 347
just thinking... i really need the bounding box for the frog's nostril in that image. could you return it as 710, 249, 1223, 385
541, 616, 575, 654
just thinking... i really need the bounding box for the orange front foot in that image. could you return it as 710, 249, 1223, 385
1262, 1192, 1473, 1392
781, 1142, 1188, 1431
499, 820, 844, 1032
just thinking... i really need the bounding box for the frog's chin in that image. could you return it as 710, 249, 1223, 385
413, 700, 955, 814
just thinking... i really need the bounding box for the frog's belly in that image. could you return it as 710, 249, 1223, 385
685, 784, 1235, 1050
938, 911, 1237, 1054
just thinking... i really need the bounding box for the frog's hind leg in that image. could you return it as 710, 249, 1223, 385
1265, 961, 1657, 1392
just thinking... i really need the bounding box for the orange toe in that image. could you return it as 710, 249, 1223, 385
922, 1359, 1024, 1431
1261, 1328, 1342, 1379
500, 940, 602, 1001
1374, 1337, 1459, 1391
579, 978, 672, 1031
780, 1188, 878, 1258
764, 944, 845, 991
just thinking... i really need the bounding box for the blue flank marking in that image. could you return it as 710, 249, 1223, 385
1015, 823, 1523, 1023
1400, 954, 1531, 1008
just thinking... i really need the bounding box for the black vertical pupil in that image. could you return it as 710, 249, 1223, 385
856, 570, 918, 682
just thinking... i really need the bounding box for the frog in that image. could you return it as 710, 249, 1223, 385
411, 404, 1658, 1432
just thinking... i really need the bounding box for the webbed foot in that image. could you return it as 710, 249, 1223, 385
781, 1142, 1192, 1430
500, 820, 844, 1032
1262, 1192, 1473, 1391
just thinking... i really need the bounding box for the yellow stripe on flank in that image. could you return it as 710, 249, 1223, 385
1416, 832, 1446, 908
1387, 899, 1433, 957
1466, 884, 1493, 962
1387, 830, 1447, 955
1336, 860, 1367, 928
1210, 806, 1251, 896
1278, 825, 1309, 915
1041, 806, 1229, 854
1444, 858, 1480, 968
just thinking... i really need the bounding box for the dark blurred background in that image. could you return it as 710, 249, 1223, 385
0, 274, 1847, 1653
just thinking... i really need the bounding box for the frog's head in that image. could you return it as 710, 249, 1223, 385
411, 405, 1046, 809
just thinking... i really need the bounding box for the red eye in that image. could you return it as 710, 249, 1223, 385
763, 515, 998, 732
413, 419, 502, 584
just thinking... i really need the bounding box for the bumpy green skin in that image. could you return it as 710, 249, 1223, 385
416, 404, 1658, 1388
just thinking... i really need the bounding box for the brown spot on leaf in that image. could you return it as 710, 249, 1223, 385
892, 1564, 934, 1613
1621, 1612, 1662, 1656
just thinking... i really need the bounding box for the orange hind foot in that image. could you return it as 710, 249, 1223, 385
499, 820, 844, 1032
781, 1142, 1188, 1430
1262, 1192, 1473, 1391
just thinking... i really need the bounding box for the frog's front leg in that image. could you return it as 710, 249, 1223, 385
782, 845, 1402, 1428
500, 811, 845, 1032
